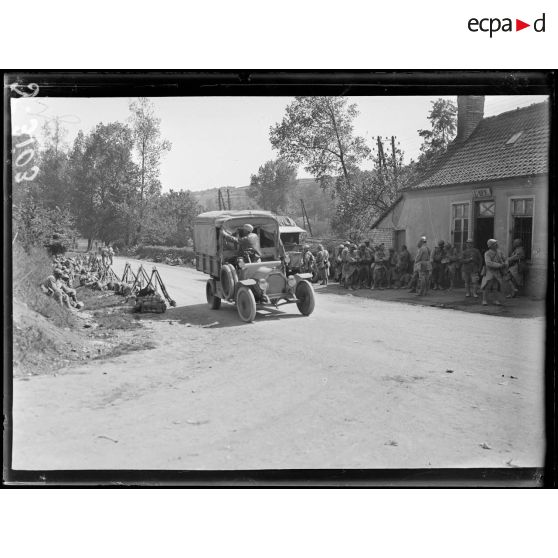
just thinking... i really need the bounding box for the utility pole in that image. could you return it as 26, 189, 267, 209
218, 188, 228, 211
300, 199, 313, 237
377, 136, 388, 184
227, 187, 231, 210
391, 135, 398, 190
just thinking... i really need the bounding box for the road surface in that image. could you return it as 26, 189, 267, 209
12, 256, 546, 470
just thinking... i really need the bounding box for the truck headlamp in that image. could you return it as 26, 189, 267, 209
237, 258, 246, 269
287, 276, 296, 288
258, 278, 269, 292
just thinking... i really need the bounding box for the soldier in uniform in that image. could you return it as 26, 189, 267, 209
431, 240, 445, 290
339, 243, 351, 288
334, 244, 345, 283
479, 239, 507, 306
371, 244, 387, 290
301, 244, 316, 275
395, 245, 411, 288
385, 247, 397, 288
460, 238, 482, 298
360, 241, 373, 288
222, 223, 262, 262
507, 238, 526, 296
445, 243, 460, 291
41, 269, 72, 308
414, 236, 431, 296
315, 244, 329, 286
347, 244, 360, 289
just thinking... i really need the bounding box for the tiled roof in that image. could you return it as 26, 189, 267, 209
410, 101, 549, 190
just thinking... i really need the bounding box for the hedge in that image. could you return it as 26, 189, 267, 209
135, 245, 195, 262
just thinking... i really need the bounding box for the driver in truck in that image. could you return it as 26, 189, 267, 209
222, 223, 262, 263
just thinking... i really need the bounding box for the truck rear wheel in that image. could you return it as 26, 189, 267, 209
206, 280, 221, 310
236, 286, 256, 323
296, 280, 315, 316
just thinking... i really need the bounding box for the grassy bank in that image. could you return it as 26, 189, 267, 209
12, 243, 152, 376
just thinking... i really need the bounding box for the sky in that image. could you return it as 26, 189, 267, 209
11, 94, 548, 192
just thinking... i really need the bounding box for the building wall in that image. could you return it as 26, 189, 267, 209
369, 227, 395, 248
384, 175, 548, 297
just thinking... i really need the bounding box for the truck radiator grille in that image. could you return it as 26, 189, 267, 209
267, 272, 285, 295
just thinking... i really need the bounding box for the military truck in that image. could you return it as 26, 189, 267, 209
193, 210, 316, 323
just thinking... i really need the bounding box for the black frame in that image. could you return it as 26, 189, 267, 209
3, 70, 556, 488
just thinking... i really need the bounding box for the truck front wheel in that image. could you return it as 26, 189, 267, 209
236, 286, 256, 323
296, 280, 315, 316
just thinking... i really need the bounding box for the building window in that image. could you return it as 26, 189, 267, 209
511, 198, 533, 260
451, 203, 469, 252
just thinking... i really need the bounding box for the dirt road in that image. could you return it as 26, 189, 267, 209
12, 257, 546, 470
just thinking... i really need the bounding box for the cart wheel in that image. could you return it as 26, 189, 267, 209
296, 280, 315, 316
236, 286, 256, 323
206, 280, 221, 310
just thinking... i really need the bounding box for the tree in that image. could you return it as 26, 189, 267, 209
270, 96, 370, 194
35, 119, 71, 210
416, 98, 457, 172
248, 159, 297, 213
12, 130, 77, 253
70, 122, 138, 248
142, 189, 200, 246
128, 98, 171, 242
331, 137, 416, 240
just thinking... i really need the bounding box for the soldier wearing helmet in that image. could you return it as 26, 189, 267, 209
506, 238, 525, 296
461, 238, 482, 298
222, 223, 262, 262
315, 244, 329, 286
301, 244, 316, 275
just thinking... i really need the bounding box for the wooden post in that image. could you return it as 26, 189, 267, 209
391, 135, 398, 190
300, 198, 313, 237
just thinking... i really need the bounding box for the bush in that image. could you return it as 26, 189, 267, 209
13, 242, 79, 329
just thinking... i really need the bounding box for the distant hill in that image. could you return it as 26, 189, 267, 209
192, 185, 259, 211
191, 179, 323, 211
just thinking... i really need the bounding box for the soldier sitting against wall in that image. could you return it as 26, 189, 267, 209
41, 269, 84, 310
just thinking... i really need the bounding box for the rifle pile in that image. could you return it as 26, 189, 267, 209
104, 262, 177, 313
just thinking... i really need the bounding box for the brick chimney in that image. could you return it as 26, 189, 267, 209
456, 96, 485, 142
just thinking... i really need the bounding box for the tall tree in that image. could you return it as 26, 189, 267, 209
248, 159, 297, 213
35, 119, 71, 210
416, 98, 457, 172
269, 96, 370, 194
70, 122, 138, 248
128, 98, 171, 242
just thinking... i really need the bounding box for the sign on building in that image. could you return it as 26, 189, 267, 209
472, 187, 493, 199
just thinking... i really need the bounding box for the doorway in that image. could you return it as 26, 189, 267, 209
474, 200, 495, 254
394, 229, 406, 251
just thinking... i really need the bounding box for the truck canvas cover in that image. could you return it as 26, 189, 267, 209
193, 210, 280, 256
